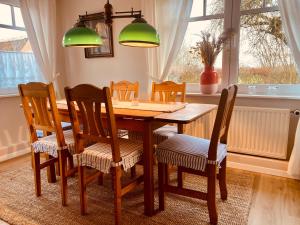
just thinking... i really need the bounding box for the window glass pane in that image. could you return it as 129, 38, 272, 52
190, 0, 204, 17
238, 11, 299, 84
0, 27, 41, 91
241, 0, 263, 11
169, 19, 224, 83
206, 0, 224, 15
0, 3, 12, 26
14, 7, 25, 28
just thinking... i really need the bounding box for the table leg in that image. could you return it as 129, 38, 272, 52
177, 123, 184, 134
177, 123, 185, 186
143, 121, 154, 216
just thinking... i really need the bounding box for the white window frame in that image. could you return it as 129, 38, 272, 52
185, 0, 300, 96
0, 0, 24, 31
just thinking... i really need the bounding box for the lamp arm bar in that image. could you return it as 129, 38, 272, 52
115, 10, 142, 14
112, 14, 143, 19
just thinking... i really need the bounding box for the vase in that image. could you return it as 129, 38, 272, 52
200, 66, 219, 94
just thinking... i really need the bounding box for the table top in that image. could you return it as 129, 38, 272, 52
56, 99, 217, 123
154, 103, 217, 124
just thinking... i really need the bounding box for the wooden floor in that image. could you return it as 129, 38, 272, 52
0, 154, 300, 225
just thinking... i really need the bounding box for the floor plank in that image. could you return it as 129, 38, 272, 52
248, 173, 300, 225
0, 154, 300, 225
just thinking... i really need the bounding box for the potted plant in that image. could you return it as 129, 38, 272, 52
190, 31, 231, 94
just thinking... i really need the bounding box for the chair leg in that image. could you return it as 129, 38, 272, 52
207, 164, 218, 225
46, 154, 56, 183
113, 166, 122, 225
130, 166, 136, 178
32, 150, 41, 197
158, 162, 165, 211
78, 166, 87, 215
59, 150, 68, 206
98, 172, 103, 185
177, 166, 183, 188
165, 165, 170, 185
219, 157, 228, 200
55, 161, 60, 176
68, 154, 74, 170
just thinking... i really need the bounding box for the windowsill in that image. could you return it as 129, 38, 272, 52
0, 93, 19, 99
186, 92, 300, 100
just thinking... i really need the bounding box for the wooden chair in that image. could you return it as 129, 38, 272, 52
156, 85, 238, 225
110, 81, 139, 138
151, 81, 186, 103
18, 82, 75, 206
110, 80, 139, 101
64, 84, 144, 225
151, 81, 186, 143
128, 81, 186, 179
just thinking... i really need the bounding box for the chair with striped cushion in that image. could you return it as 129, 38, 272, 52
156, 85, 238, 225
18, 82, 75, 206
110, 80, 139, 137
128, 81, 186, 144
65, 84, 144, 225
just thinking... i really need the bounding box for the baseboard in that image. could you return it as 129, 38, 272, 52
227, 152, 298, 179
0, 141, 30, 163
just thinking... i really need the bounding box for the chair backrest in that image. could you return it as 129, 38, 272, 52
151, 81, 186, 103
18, 82, 65, 146
110, 80, 139, 101
64, 84, 121, 163
208, 85, 238, 161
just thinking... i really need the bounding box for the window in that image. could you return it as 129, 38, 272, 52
0, 1, 42, 95
168, 0, 300, 96
168, 0, 224, 85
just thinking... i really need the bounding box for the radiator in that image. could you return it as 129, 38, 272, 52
184, 106, 290, 159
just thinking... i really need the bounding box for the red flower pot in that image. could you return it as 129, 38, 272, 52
200, 66, 219, 94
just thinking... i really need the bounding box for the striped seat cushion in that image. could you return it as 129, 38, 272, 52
77, 139, 143, 173
128, 125, 178, 145
31, 130, 75, 158
117, 129, 128, 138
153, 125, 178, 144
156, 134, 227, 172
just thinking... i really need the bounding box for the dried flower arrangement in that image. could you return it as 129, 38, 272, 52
190, 31, 232, 67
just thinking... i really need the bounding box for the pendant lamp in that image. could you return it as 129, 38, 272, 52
119, 18, 159, 48
62, 20, 103, 47
62, 0, 159, 48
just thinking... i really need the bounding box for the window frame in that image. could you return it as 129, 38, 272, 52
184, 0, 300, 96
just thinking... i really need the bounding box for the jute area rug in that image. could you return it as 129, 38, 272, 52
0, 166, 254, 225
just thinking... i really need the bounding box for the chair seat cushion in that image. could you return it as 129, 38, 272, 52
31, 130, 75, 158
153, 125, 178, 144
156, 134, 227, 172
77, 139, 143, 173
128, 125, 178, 144
117, 129, 128, 138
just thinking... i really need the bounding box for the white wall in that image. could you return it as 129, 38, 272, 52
57, 0, 148, 98
0, 96, 30, 161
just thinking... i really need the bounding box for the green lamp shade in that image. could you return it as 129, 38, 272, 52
62, 26, 103, 47
118, 18, 160, 48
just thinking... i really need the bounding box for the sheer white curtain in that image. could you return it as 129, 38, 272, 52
279, 0, 300, 179
20, 0, 60, 93
142, 0, 193, 84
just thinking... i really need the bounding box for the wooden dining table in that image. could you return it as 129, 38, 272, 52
56, 100, 217, 216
